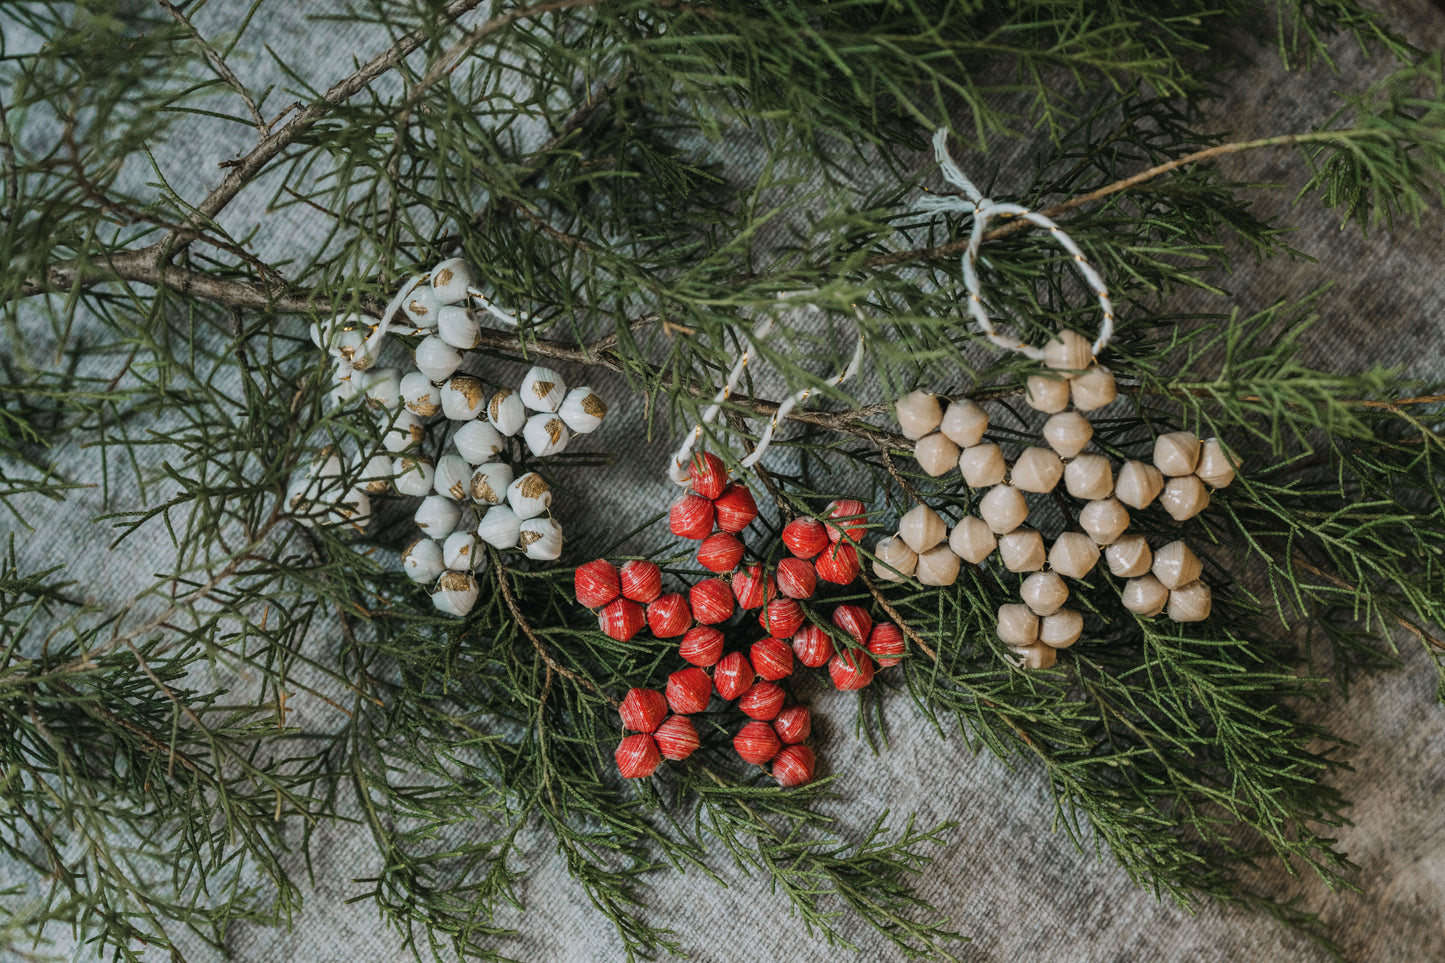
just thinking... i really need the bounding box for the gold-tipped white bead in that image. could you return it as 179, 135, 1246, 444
400, 371, 441, 417
441, 375, 487, 421
454, 420, 505, 465
948, 516, 997, 564
1152, 540, 1202, 590
392, 455, 435, 497
1047, 532, 1100, 579
523, 412, 570, 458
1168, 580, 1212, 622
1039, 608, 1083, 648
402, 538, 445, 584
520, 366, 567, 412
414, 494, 462, 535
1043, 411, 1094, 458
559, 387, 608, 434
1012, 447, 1063, 494
896, 390, 944, 440
381, 410, 426, 453
914, 432, 961, 477
470, 462, 513, 505
979, 485, 1030, 535
519, 516, 564, 561
402, 284, 441, 325
998, 528, 1046, 572
938, 398, 990, 447
432, 571, 479, 617
898, 504, 948, 553
1122, 574, 1169, 617
915, 545, 961, 586
1025, 374, 1071, 414
1153, 431, 1200, 477
433, 454, 473, 502
487, 388, 527, 437
958, 443, 1007, 488
429, 257, 475, 303
873, 535, 918, 582
1078, 498, 1130, 545
1105, 535, 1152, 578
1020, 571, 1069, 616
360, 453, 393, 495
443, 531, 478, 571
1063, 454, 1113, 501
436, 305, 482, 349
1012, 643, 1059, 669
476, 505, 522, 549
1158, 475, 1210, 521
1070, 365, 1117, 412
1196, 437, 1238, 489
507, 472, 553, 520
361, 367, 402, 410
1115, 460, 1164, 510
997, 603, 1039, 646
1042, 330, 1092, 373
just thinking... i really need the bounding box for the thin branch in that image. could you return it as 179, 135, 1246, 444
1293, 554, 1445, 651
0, 94, 17, 219
493, 551, 616, 705
157, 0, 268, 136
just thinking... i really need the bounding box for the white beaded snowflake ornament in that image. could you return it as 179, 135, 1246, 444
873, 130, 1240, 669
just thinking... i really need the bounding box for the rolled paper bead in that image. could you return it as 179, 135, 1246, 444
393, 455, 435, 497
402, 538, 444, 584
738, 682, 785, 721
432, 571, 479, 617
574, 559, 621, 608
614, 733, 661, 779
1012, 643, 1058, 670
1168, 580, 1213, 622
433, 454, 472, 502
1122, 575, 1169, 617
507, 472, 552, 519
1153, 431, 1200, 477
1039, 608, 1083, 648
1042, 329, 1092, 373
772, 744, 816, 787
454, 420, 505, 465
867, 622, 906, 667
948, 516, 997, 565
697, 531, 745, 574
1114, 460, 1164, 510
896, 390, 944, 440
429, 257, 474, 303
666, 666, 713, 714
653, 715, 699, 761
1047, 532, 1100, 579
996, 603, 1039, 646
939, 398, 989, 447
1105, 535, 1153, 578
1020, 571, 1069, 616
772, 705, 811, 745
1196, 437, 1238, 489
958, 443, 1007, 488
758, 598, 805, 638
713, 484, 760, 534
713, 651, 755, 701
679, 452, 726, 501
382, 410, 426, 453
487, 389, 527, 437
402, 284, 441, 325
332, 329, 373, 371
1078, 498, 1130, 545
750, 637, 794, 681
898, 504, 947, 553
1152, 539, 1202, 590
689, 578, 735, 625
476, 506, 522, 549
782, 517, 829, 558
775, 557, 817, 599
1158, 475, 1210, 521
872, 535, 918, 582
619, 688, 669, 733
523, 413, 570, 458
979, 485, 1029, 535
359, 453, 393, 494
814, 542, 860, 585
669, 493, 715, 541
1011, 447, 1063, 494
828, 649, 875, 691
559, 387, 608, 434
830, 604, 873, 646
679, 626, 725, 667
734, 721, 782, 764
791, 625, 834, 668
1070, 365, 1117, 411
519, 517, 563, 561
1025, 374, 1070, 414
916, 545, 962, 586
414, 336, 462, 382
361, 367, 402, 410
824, 498, 868, 544
915, 432, 961, 477
436, 305, 482, 350
414, 494, 461, 535
732, 563, 775, 610
646, 593, 693, 638
1064, 454, 1114, 501
619, 560, 662, 603
998, 528, 1046, 573
470, 462, 514, 506
520, 366, 566, 412
1043, 411, 1094, 459
443, 531, 478, 571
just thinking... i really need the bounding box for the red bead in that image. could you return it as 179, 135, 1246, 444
654, 715, 699, 761
830, 604, 873, 647
867, 622, 906, 667
814, 542, 860, 585
713, 651, 755, 701
669, 493, 715, 541
689, 577, 735, 625
646, 593, 692, 638
732, 563, 775, 610
791, 624, 834, 668
775, 557, 816, 599
615, 733, 661, 779
619, 688, 668, 733
687, 452, 729, 500
733, 720, 781, 764
713, 484, 758, 533
598, 598, 645, 641
772, 744, 815, 787
772, 705, 811, 744
824, 499, 868, 543
750, 637, 794, 681
697, 532, 744, 573
758, 597, 805, 638
666, 666, 713, 714
618, 560, 662, 604
828, 649, 876, 691
574, 558, 620, 608
738, 681, 785, 721
781, 517, 829, 559
679, 626, 725, 667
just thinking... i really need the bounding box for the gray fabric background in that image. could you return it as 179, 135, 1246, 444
6, 1, 1445, 960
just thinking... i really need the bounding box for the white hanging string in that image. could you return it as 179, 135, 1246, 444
920, 128, 1115, 359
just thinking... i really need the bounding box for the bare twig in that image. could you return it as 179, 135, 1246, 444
0, 94, 17, 219
157, 0, 268, 136
494, 552, 616, 705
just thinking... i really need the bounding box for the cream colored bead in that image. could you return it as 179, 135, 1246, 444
506, 472, 552, 519
939, 399, 989, 447
1039, 608, 1083, 648
1152, 539, 1202, 590
1115, 460, 1164, 510
1011, 447, 1063, 494
1078, 498, 1130, 545
441, 376, 487, 421
998, 528, 1046, 572
1158, 475, 1210, 521
1048, 532, 1100, 579
433, 454, 473, 502
1025, 375, 1070, 414
470, 463, 513, 506
958, 443, 1007, 488
1196, 437, 1238, 489
1153, 431, 1200, 476
948, 516, 997, 564
1043, 411, 1093, 458
916, 545, 961, 586
1168, 580, 1213, 622
1105, 535, 1152, 578
1042, 330, 1092, 373
488, 389, 527, 437
980, 485, 1029, 534
1063, 454, 1113, 501
996, 603, 1039, 646
1012, 643, 1058, 669
1070, 365, 1117, 411
1122, 575, 1169, 617
873, 535, 918, 582
898, 504, 947, 553
1020, 571, 1069, 616
896, 390, 944, 440
432, 571, 479, 617
520, 366, 567, 412
914, 432, 961, 477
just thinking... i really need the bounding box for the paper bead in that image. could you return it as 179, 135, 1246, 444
792, 625, 834, 667
470, 463, 513, 505
523, 413, 570, 458
451, 421, 502, 465
939, 399, 989, 447
686, 452, 728, 499
734, 721, 781, 764
739, 682, 785, 721
714, 651, 755, 701
476, 505, 522, 549
714, 484, 759, 533
824, 499, 868, 543
896, 390, 943, 440
998, 528, 1046, 572
814, 542, 860, 584
667, 666, 713, 713
519, 517, 563, 560
1105, 535, 1153, 578
1047, 532, 1100, 579
507, 472, 552, 519
698, 532, 745, 573
619, 560, 662, 603
1154, 431, 1200, 477
414, 336, 462, 382
403, 284, 441, 325
487, 388, 527, 436
415, 495, 461, 535
782, 517, 829, 558
429, 257, 475, 303
361, 367, 401, 410
679, 626, 725, 667
392, 455, 435, 497
432, 571, 479, 617
959, 443, 1007, 488
899, 504, 947, 553
1196, 437, 1238, 489
436, 305, 481, 350
360, 453, 393, 494
831, 604, 873, 646
1039, 609, 1083, 648
1020, 571, 1069, 616
732, 563, 775, 610
443, 531, 478, 571
620, 688, 669, 733
331, 328, 373, 371
574, 559, 620, 608
1025, 374, 1070, 414
829, 649, 875, 691
916, 545, 962, 585
1043, 411, 1093, 458
1064, 454, 1114, 501
915, 432, 961, 477
1042, 330, 1092, 373
559, 387, 608, 434
750, 637, 794, 681
646, 593, 693, 638
615, 733, 661, 779
1152, 540, 1202, 590
1122, 575, 1169, 616
759, 598, 805, 638
948, 516, 996, 565
772, 705, 811, 744
690, 578, 735, 625
1070, 366, 1117, 411
1159, 475, 1210, 521
1079, 498, 1130, 545
520, 366, 566, 412
1115, 460, 1164, 510
1012, 644, 1058, 669
867, 623, 906, 667
1012, 447, 1063, 494
980, 485, 1029, 535
872, 535, 918, 582
775, 557, 817, 599
1168, 580, 1213, 622
433, 454, 472, 501
772, 744, 816, 787
669, 493, 715, 540
402, 538, 444, 584
996, 603, 1039, 646
382, 410, 426, 453
654, 715, 699, 761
